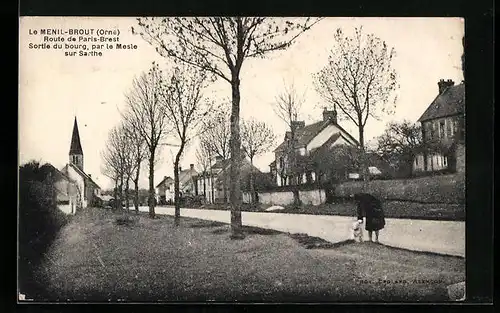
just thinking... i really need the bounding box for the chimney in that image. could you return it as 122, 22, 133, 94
438, 79, 455, 94
190, 164, 194, 170
88, 174, 91, 178
322, 107, 337, 123
179, 166, 182, 172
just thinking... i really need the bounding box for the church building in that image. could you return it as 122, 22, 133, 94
60, 117, 101, 210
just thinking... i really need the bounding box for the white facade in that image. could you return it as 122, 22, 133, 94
64, 164, 87, 208
306, 124, 357, 151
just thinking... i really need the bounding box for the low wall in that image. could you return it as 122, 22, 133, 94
57, 204, 74, 215
334, 173, 465, 204
298, 189, 326, 206
243, 189, 326, 206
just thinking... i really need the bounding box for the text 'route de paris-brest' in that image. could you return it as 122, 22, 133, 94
27, 28, 138, 57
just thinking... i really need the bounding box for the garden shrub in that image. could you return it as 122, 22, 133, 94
18, 161, 71, 299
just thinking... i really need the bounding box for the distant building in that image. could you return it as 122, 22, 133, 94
157, 164, 198, 203
413, 79, 465, 173
41, 163, 79, 215
271, 108, 359, 186
195, 157, 263, 204
60, 117, 101, 210
155, 176, 174, 204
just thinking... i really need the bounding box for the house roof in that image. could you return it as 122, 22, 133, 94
179, 168, 198, 185
66, 163, 101, 190
418, 83, 465, 122
156, 176, 173, 188
309, 133, 342, 157
273, 119, 359, 153
69, 117, 84, 155
214, 158, 262, 187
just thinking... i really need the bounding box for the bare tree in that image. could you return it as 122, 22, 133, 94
240, 118, 276, 204
122, 118, 147, 214
101, 125, 128, 210
376, 120, 444, 177
162, 64, 212, 225
200, 106, 231, 203
123, 62, 171, 218
313, 27, 399, 181
272, 82, 305, 206
195, 141, 212, 203
135, 16, 322, 238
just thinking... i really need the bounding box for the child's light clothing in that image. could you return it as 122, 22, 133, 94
351, 220, 364, 242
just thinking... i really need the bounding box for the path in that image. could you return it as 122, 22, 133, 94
138, 206, 465, 257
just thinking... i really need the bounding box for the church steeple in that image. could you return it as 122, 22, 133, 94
69, 117, 84, 171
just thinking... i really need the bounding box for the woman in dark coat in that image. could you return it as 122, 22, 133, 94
353, 193, 385, 242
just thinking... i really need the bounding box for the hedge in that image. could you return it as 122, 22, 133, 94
334, 173, 465, 204
18, 162, 71, 300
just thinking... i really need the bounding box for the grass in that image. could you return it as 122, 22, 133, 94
33, 208, 465, 302
197, 201, 464, 221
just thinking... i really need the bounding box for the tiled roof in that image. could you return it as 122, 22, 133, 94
273, 120, 359, 153
418, 83, 465, 122
273, 120, 328, 152
69, 117, 84, 155
179, 168, 197, 185
156, 176, 173, 188
214, 158, 262, 187
309, 133, 342, 157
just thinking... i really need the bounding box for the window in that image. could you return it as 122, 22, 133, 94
439, 121, 445, 139
447, 119, 453, 138
279, 157, 284, 169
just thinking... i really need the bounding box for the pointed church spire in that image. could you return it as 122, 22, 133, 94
69, 117, 84, 155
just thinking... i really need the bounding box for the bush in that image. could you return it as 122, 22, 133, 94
18, 161, 71, 299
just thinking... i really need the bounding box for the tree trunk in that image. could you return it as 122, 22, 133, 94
290, 130, 300, 207
113, 178, 118, 211
119, 174, 124, 210
203, 172, 206, 203
249, 156, 256, 205
133, 178, 139, 214
358, 124, 369, 189
148, 151, 156, 218
125, 176, 130, 212
229, 75, 243, 239
173, 148, 183, 226
133, 157, 141, 214
210, 171, 215, 203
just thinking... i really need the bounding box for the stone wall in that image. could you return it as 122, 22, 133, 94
243, 189, 326, 206
335, 173, 465, 204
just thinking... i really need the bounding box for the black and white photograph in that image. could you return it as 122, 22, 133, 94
18, 16, 467, 303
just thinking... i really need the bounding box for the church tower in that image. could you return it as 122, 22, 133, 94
69, 117, 84, 171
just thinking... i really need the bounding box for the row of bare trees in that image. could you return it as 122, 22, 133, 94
135, 17, 321, 238
194, 103, 276, 206
101, 62, 213, 226
102, 18, 400, 237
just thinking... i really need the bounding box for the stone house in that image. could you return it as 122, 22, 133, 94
155, 176, 173, 204
270, 108, 359, 187
195, 156, 264, 204
413, 79, 465, 173
157, 165, 198, 203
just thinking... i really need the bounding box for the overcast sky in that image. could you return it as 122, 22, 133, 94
19, 17, 464, 190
